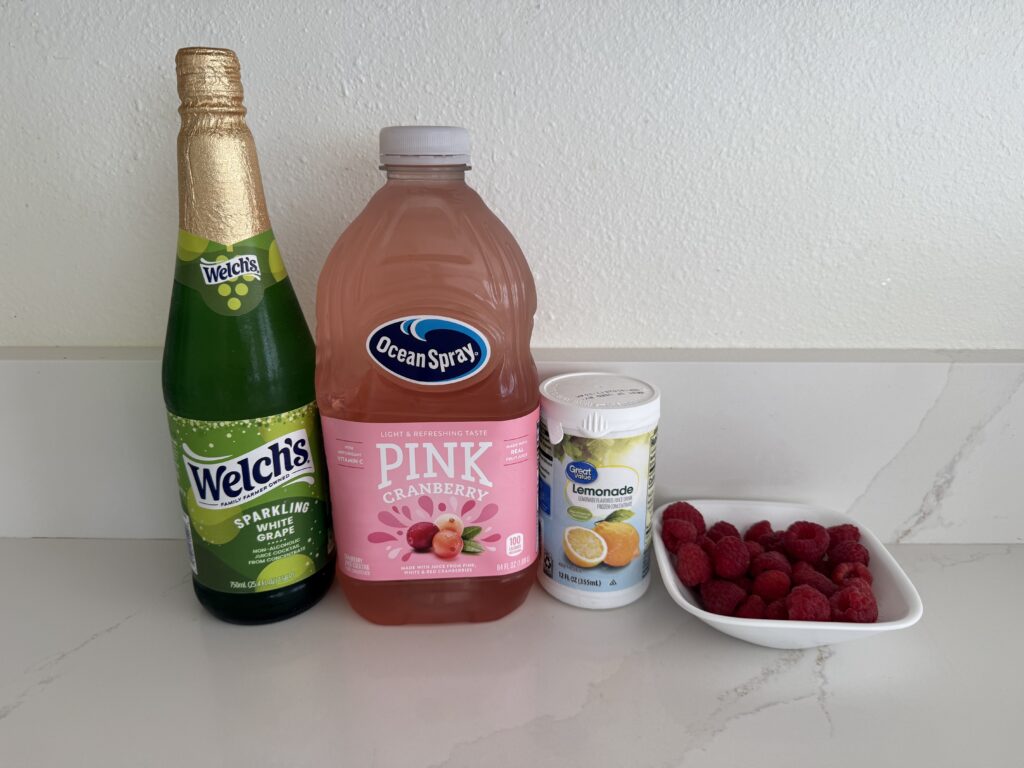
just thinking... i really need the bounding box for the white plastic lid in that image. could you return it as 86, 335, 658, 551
539, 372, 661, 443
379, 126, 471, 166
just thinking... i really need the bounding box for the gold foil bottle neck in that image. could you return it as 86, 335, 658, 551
176, 47, 245, 115
176, 47, 270, 244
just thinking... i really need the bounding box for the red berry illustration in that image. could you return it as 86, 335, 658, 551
432, 529, 464, 559
434, 513, 465, 536
407, 522, 439, 552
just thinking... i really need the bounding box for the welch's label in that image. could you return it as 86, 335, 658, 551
182, 428, 315, 510
166, 403, 332, 594
174, 229, 287, 316
199, 253, 262, 286
367, 315, 491, 386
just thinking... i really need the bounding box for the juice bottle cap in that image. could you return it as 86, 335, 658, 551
540, 372, 661, 443
379, 126, 471, 166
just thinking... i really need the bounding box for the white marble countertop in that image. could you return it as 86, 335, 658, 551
1, 539, 1018, 767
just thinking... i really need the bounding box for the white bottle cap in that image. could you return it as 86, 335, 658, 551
379, 126, 471, 166
539, 372, 661, 444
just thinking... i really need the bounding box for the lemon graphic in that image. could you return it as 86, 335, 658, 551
594, 521, 640, 567
255, 554, 315, 592
563, 526, 608, 568
177, 230, 209, 261
268, 240, 287, 282
186, 491, 240, 545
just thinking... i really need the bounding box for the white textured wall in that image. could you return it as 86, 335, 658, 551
3, 1, 1022, 349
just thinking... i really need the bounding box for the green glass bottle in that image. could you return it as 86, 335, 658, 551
162, 47, 334, 623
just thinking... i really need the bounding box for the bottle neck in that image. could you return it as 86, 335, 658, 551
175, 47, 270, 244
177, 112, 271, 243
384, 165, 468, 183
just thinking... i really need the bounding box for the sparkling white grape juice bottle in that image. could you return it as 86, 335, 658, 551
316, 126, 539, 624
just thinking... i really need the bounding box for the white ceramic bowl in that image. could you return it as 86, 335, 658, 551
654, 499, 923, 649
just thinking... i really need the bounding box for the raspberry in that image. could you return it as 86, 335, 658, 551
791, 560, 815, 579
829, 540, 870, 566
787, 584, 831, 621
713, 536, 750, 578
707, 521, 741, 543
784, 521, 830, 562
727, 575, 752, 595
661, 519, 697, 552
832, 561, 873, 587
674, 542, 712, 587
700, 580, 747, 616
758, 531, 786, 553
698, 535, 717, 556
827, 523, 861, 546
843, 577, 874, 595
744, 520, 773, 542
792, 561, 839, 597
765, 599, 788, 620
752, 569, 791, 601
662, 502, 706, 536
735, 595, 766, 619
749, 536, 765, 561
810, 558, 831, 575
830, 585, 878, 623
750, 550, 792, 577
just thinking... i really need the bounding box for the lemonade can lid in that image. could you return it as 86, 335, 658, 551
539, 372, 661, 443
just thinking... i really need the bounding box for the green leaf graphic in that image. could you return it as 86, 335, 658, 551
462, 526, 483, 541
462, 540, 485, 555
567, 506, 593, 522
604, 509, 635, 523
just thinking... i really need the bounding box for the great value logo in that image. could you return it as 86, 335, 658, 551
366, 315, 491, 386
183, 429, 314, 510
199, 253, 262, 285
566, 460, 598, 484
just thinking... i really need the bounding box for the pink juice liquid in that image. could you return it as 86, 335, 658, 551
316, 132, 539, 624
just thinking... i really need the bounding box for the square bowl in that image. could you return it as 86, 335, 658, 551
653, 499, 923, 649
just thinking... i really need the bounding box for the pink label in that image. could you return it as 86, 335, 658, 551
322, 410, 539, 581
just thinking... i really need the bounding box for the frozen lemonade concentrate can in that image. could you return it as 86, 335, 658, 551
538, 373, 661, 609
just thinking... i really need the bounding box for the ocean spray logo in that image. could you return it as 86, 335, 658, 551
566, 461, 598, 484
367, 315, 491, 385
199, 253, 262, 286
182, 429, 314, 510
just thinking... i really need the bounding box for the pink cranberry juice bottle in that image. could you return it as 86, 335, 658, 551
316, 126, 539, 624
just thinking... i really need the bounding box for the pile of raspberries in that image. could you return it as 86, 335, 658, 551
661, 502, 878, 623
